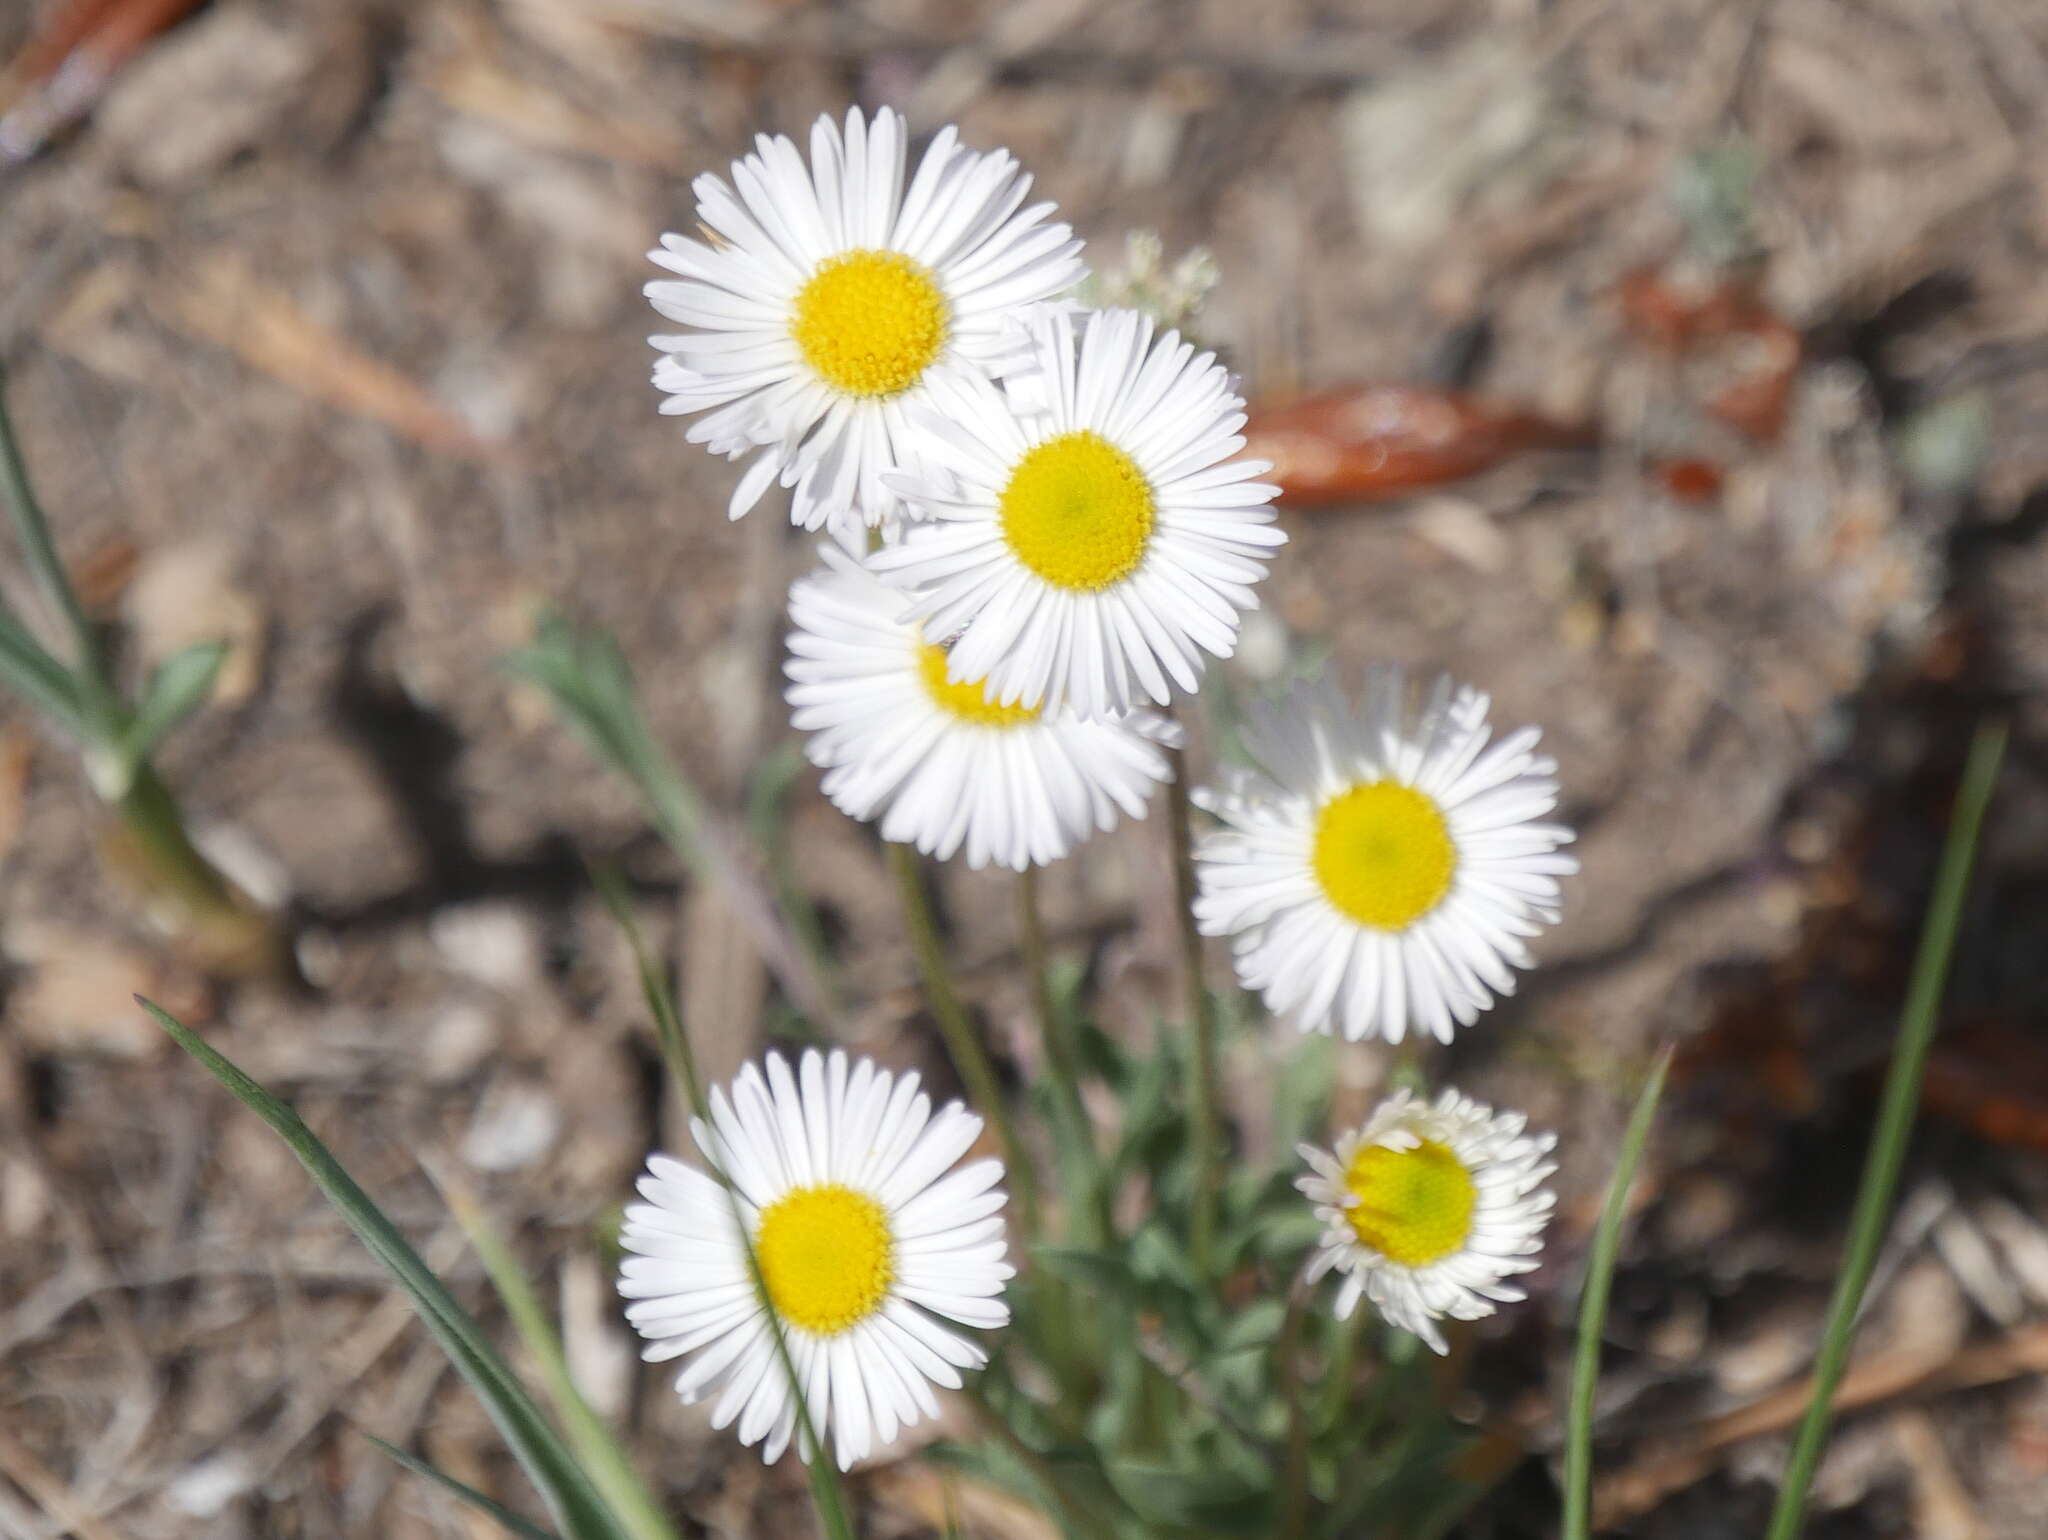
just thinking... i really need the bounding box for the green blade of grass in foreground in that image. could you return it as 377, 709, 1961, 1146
438, 1179, 682, 1540
359, 1433, 561, 1540
1561, 1046, 1672, 1540
140, 1000, 636, 1540
1764, 719, 2008, 1540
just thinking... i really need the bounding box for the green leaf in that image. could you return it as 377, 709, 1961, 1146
441, 1183, 681, 1540
118, 639, 227, 774
140, 1000, 635, 1540
1561, 1046, 1672, 1540
360, 1433, 560, 1540
1213, 1297, 1287, 1356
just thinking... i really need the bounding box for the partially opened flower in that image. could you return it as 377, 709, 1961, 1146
871, 306, 1284, 717
1193, 668, 1576, 1044
785, 546, 1174, 869
646, 106, 1085, 535
619, 1049, 1012, 1468
1298, 1088, 1556, 1353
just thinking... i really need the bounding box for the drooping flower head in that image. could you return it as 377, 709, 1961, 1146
1298, 1088, 1556, 1353
646, 107, 1085, 535
872, 306, 1284, 717
619, 1049, 1012, 1468
785, 546, 1174, 870
1193, 668, 1576, 1044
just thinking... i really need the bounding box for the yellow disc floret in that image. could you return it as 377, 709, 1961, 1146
1342, 1139, 1477, 1267
755, 1183, 895, 1336
999, 431, 1155, 591
791, 249, 949, 398
917, 642, 1040, 727
1311, 781, 1456, 931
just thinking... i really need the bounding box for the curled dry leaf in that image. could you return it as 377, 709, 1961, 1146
1617, 267, 1804, 444
1242, 385, 1597, 508
0, 0, 206, 158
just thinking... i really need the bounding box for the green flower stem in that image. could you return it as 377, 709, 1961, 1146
592, 868, 857, 1540
1763, 721, 2007, 1540
888, 842, 1039, 1237
1163, 746, 1221, 1277
1017, 868, 1102, 1220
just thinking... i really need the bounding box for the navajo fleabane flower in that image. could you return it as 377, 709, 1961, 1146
646, 107, 1085, 535
1193, 668, 1576, 1044
618, 1049, 1012, 1469
1299, 1088, 1556, 1353
871, 306, 1284, 717
785, 547, 1173, 869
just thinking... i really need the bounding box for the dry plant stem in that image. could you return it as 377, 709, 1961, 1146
1164, 743, 1220, 1276
889, 842, 1039, 1235
1764, 721, 2008, 1540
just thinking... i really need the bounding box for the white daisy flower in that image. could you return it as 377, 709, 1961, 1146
1298, 1087, 1556, 1354
1193, 668, 1577, 1044
785, 546, 1175, 870
619, 1048, 1012, 1469
870, 306, 1285, 717
646, 106, 1086, 535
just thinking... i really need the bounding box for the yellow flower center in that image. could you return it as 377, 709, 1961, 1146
790, 249, 949, 398
1342, 1139, 1477, 1267
999, 431, 1156, 591
916, 642, 1039, 728
1311, 781, 1456, 931
754, 1183, 895, 1336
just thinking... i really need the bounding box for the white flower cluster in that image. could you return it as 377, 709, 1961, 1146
621, 110, 1581, 1478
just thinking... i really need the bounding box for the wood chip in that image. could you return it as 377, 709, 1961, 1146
159, 255, 521, 463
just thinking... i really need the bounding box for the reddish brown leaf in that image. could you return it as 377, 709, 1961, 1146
1654, 457, 1726, 503
1922, 1019, 2048, 1153
1242, 385, 1597, 509
1617, 267, 1804, 444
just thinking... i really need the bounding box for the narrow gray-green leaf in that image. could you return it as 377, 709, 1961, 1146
0, 604, 84, 732
360, 1433, 561, 1540
140, 999, 633, 1540
441, 1181, 681, 1540
123, 638, 227, 769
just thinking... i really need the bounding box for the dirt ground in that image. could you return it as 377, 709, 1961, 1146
4, 0, 2048, 1536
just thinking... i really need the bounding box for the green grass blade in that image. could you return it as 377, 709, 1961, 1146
440, 1181, 682, 1540
360, 1433, 561, 1540
0, 603, 85, 733
1562, 1046, 1672, 1540
0, 364, 103, 689
1764, 720, 2008, 1540
507, 616, 837, 1026
140, 1000, 634, 1540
